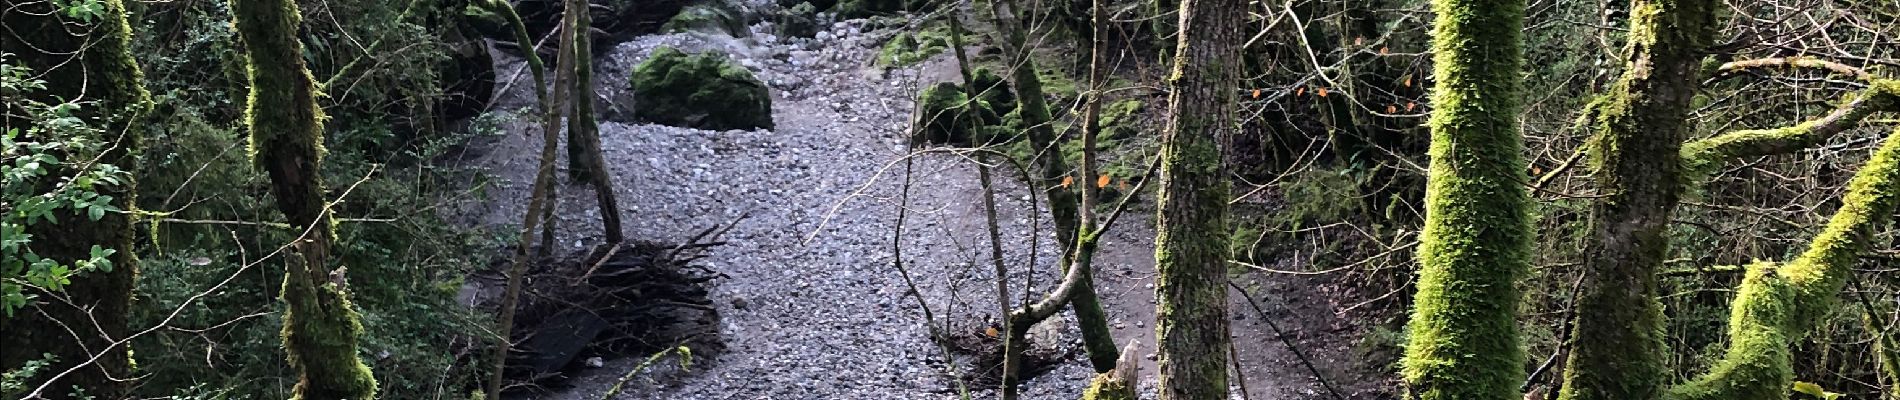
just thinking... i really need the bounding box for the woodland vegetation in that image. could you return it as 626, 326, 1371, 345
3, 0, 1900, 398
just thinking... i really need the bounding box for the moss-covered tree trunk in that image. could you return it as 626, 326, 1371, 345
478, 0, 561, 397
1150, 0, 1244, 396
1556, 1, 1716, 399
565, 0, 601, 184
0, 0, 149, 397
230, 0, 378, 397
983, 0, 1121, 372
567, 0, 625, 244
1665, 126, 1900, 400
1399, 0, 1532, 397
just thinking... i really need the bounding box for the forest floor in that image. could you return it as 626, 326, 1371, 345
445, 17, 1394, 400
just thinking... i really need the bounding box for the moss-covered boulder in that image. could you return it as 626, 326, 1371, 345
778, 0, 838, 10
913, 82, 1003, 146
970, 67, 1016, 115
776, 2, 820, 38
631, 47, 774, 131
836, 0, 925, 19
877, 29, 950, 67
664, 2, 750, 37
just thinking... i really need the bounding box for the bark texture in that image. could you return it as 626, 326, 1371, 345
1556, 0, 1716, 399
1399, 0, 1532, 397
1150, 0, 1244, 396
231, 0, 378, 397
0, 0, 149, 397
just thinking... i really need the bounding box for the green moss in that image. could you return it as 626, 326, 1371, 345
1398, 0, 1531, 398
1667, 127, 1900, 399
971, 67, 1016, 115
911, 82, 1001, 145
835, 0, 924, 19
664, 2, 750, 38
231, 0, 378, 397
777, 2, 820, 38
877, 26, 952, 67
1078, 373, 1135, 400
630, 47, 774, 131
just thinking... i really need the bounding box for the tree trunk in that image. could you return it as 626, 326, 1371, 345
1151, 0, 1244, 396
0, 0, 149, 397
1398, 0, 1532, 397
568, 0, 625, 244
230, 0, 379, 397
982, 0, 1121, 372
1556, 1, 1716, 399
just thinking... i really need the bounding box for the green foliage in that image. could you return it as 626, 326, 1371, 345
630, 47, 775, 131
0, 354, 53, 398
0, 54, 128, 317
113, 0, 496, 397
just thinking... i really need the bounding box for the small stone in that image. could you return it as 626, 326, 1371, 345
733, 297, 749, 310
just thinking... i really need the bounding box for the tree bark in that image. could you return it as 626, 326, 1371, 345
230, 0, 378, 397
0, 0, 149, 397
478, 0, 561, 397
1398, 0, 1532, 397
1556, 1, 1716, 399
982, 0, 1122, 373
1151, 0, 1244, 396
567, 0, 624, 244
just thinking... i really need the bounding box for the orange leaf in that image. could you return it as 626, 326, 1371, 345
1379, 46, 1389, 55
1386, 104, 1397, 114
1317, 87, 1330, 97
1405, 101, 1417, 112
985, 326, 1000, 338
1118, 179, 1130, 191
1295, 86, 1306, 96
1403, 76, 1412, 87
1355, 36, 1364, 46
1096, 175, 1110, 188
1061, 176, 1074, 188
1252, 89, 1261, 99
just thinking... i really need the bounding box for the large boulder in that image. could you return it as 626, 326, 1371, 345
835, 0, 925, 19
663, 1, 751, 37
775, 2, 820, 38
912, 82, 1001, 146
630, 47, 774, 131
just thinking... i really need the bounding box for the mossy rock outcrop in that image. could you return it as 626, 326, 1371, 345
877, 29, 950, 67
836, 0, 925, 19
631, 47, 774, 131
913, 82, 1005, 146
776, 2, 820, 38
664, 1, 750, 37
970, 67, 1015, 115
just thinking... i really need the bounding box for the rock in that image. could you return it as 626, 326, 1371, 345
665, 1, 751, 38
630, 46, 775, 131
910, 82, 1004, 146
970, 67, 1016, 115
776, 2, 820, 38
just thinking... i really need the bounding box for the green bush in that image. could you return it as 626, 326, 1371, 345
631, 47, 776, 131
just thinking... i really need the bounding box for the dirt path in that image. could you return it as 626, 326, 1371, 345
449, 22, 1387, 399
